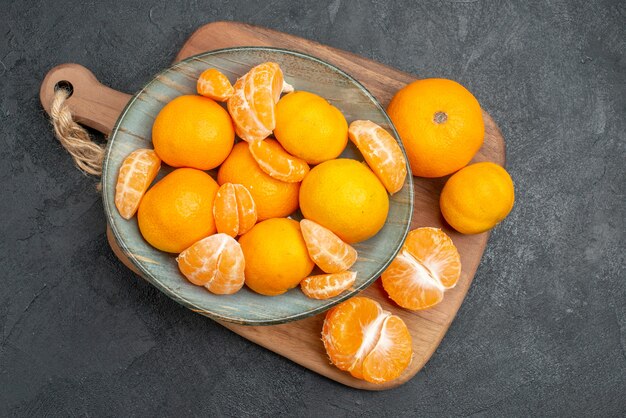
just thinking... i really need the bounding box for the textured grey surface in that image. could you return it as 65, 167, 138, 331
0, 0, 624, 416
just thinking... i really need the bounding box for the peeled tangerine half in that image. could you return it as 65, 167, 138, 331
249, 138, 309, 183
177, 233, 245, 295
300, 271, 356, 300
322, 297, 413, 384
300, 219, 358, 273
115, 149, 161, 219
348, 120, 407, 194
381, 227, 461, 310
197, 68, 234, 102
213, 183, 257, 237
227, 62, 293, 143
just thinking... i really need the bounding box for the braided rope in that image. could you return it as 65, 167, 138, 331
49, 88, 104, 176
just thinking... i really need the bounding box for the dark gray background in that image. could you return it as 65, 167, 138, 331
1, 0, 624, 416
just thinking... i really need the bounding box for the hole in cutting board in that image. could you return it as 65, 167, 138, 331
54, 80, 74, 97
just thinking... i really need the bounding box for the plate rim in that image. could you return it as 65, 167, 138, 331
102, 46, 414, 325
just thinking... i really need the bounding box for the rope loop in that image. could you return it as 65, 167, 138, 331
49, 88, 104, 176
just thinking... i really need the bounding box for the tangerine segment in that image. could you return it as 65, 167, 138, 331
300, 271, 356, 300
115, 149, 161, 220
197, 68, 234, 101
361, 315, 413, 384
230, 73, 268, 142
381, 249, 445, 310
227, 62, 292, 143
213, 183, 239, 237
177, 233, 245, 295
322, 297, 413, 383
249, 139, 310, 183
233, 184, 257, 235
213, 183, 258, 237
403, 227, 461, 289
244, 64, 279, 130
300, 219, 357, 273
348, 120, 407, 194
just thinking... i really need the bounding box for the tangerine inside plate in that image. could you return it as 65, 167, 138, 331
102, 47, 413, 325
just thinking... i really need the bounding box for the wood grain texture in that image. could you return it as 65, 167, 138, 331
40, 63, 131, 136
39, 21, 505, 390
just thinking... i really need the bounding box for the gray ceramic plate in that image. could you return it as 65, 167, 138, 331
102, 47, 413, 325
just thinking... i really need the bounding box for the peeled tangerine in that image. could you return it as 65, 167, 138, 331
348, 120, 407, 194
300, 271, 356, 300
197, 68, 234, 102
323, 297, 413, 384
300, 219, 357, 273
115, 149, 161, 219
213, 183, 257, 237
381, 227, 461, 310
227, 62, 293, 143
177, 233, 245, 295
249, 138, 309, 183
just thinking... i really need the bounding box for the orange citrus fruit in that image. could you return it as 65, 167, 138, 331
213, 183, 238, 237
300, 271, 356, 300
440, 162, 515, 234
387, 78, 484, 177
238, 218, 315, 296
115, 149, 161, 220
360, 315, 413, 383
197, 68, 234, 102
381, 227, 461, 310
152, 95, 234, 170
299, 159, 389, 243
274, 91, 348, 164
217, 142, 300, 220
248, 138, 310, 183
227, 62, 293, 143
137, 168, 219, 253
300, 219, 357, 273
213, 183, 257, 237
322, 297, 412, 383
348, 120, 407, 194
177, 233, 245, 295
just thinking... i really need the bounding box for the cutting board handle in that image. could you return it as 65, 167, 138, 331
40, 63, 131, 136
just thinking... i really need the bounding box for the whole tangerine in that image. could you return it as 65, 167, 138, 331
152, 95, 234, 170
238, 218, 315, 296
387, 78, 484, 178
439, 162, 515, 234
299, 159, 389, 244
137, 168, 219, 253
274, 91, 348, 165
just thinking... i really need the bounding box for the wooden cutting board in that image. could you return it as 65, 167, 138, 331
40, 21, 505, 390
